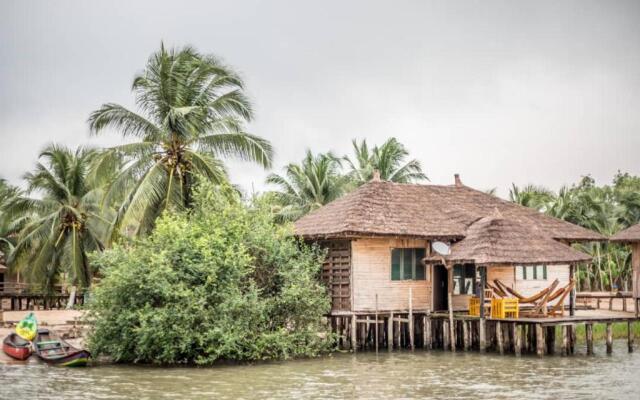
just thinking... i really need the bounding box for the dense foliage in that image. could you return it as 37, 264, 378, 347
510, 172, 640, 291
87, 182, 332, 364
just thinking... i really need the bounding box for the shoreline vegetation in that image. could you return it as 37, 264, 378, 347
0, 43, 639, 365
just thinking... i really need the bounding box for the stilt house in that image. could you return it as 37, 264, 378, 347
294, 174, 604, 315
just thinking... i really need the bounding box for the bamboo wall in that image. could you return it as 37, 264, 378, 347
351, 237, 431, 312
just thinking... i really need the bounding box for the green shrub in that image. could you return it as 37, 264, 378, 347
87, 183, 333, 364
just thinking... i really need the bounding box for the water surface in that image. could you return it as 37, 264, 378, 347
1, 342, 638, 399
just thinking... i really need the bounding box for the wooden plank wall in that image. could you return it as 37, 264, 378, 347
351, 238, 431, 312
319, 240, 352, 311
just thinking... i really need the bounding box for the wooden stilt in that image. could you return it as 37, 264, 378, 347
570, 325, 576, 355
514, 324, 522, 356
374, 295, 379, 353
409, 289, 415, 351
387, 313, 393, 351
586, 323, 594, 355
426, 316, 432, 350
446, 265, 455, 352
479, 319, 486, 353
629, 321, 635, 353
362, 316, 368, 350
562, 325, 569, 356
606, 323, 613, 354
351, 314, 357, 352
395, 314, 401, 348
546, 326, 555, 355
463, 320, 470, 351
443, 320, 450, 350
535, 324, 545, 356
496, 321, 504, 355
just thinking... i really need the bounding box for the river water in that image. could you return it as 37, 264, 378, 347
1, 342, 638, 400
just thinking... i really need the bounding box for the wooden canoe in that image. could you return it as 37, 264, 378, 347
2, 333, 32, 360
33, 328, 90, 367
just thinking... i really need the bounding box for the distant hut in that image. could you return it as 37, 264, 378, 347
610, 223, 640, 316
294, 174, 604, 315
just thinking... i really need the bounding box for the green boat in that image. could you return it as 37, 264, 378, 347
33, 328, 91, 367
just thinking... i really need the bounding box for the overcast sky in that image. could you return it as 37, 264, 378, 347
1, 0, 639, 197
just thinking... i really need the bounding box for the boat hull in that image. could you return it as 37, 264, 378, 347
2, 334, 33, 360
33, 328, 90, 367
52, 350, 91, 367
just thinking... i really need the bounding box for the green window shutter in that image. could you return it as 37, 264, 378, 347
415, 249, 426, 280
543, 265, 547, 280
391, 249, 401, 280
403, 249, 413, 280
522, 266, 527, 280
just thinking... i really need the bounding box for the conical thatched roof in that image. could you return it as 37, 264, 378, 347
294, 179, 605, 242
426, 210, 592, 266
610, 223, 640, 243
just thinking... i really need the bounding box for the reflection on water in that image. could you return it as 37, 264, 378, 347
1, 342, 638, 400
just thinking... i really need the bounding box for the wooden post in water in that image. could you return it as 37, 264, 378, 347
561, 325, 569, 356
462, 320, 470, 351
387, 312, 394, 351
546, 326, 556, 355
425, 315, 432, 350
514, 324, 522, 356
351, 314, 357, 352
447, 265, 455, 352
375, 294, 379, 353
586, 323, 594, 355
629, 321, 635, 353
496, 321, 504, 355
479, 319, 486, 353
443, 320, 450, 350
535, 324, 545, 356
409, 288, 415, 351
606, 323, 613, 354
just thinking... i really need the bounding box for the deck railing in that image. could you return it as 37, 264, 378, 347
0, 282, 67, 296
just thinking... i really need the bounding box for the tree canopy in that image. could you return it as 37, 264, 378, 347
88, 44, 273, 236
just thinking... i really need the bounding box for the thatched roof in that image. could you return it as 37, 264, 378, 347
424, 210, 593, 265
294, 179, 604, 242
610, 223, 640, 243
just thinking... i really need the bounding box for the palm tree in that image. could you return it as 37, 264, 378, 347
508, 184, 555, 212
343, 138, 427, 185
266, 151, 345, 222
0, 179, 19, 253
88, 44, 273, 235
7, 146, 108, 290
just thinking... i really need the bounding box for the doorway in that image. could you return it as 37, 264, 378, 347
432, 264, 448, 311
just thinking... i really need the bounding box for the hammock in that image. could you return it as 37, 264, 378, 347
493, 279, 559, 304
486, 282, 507, 298
520, 279, 576, 318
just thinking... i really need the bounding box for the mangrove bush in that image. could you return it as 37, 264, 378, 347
87, 183, 332, 364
